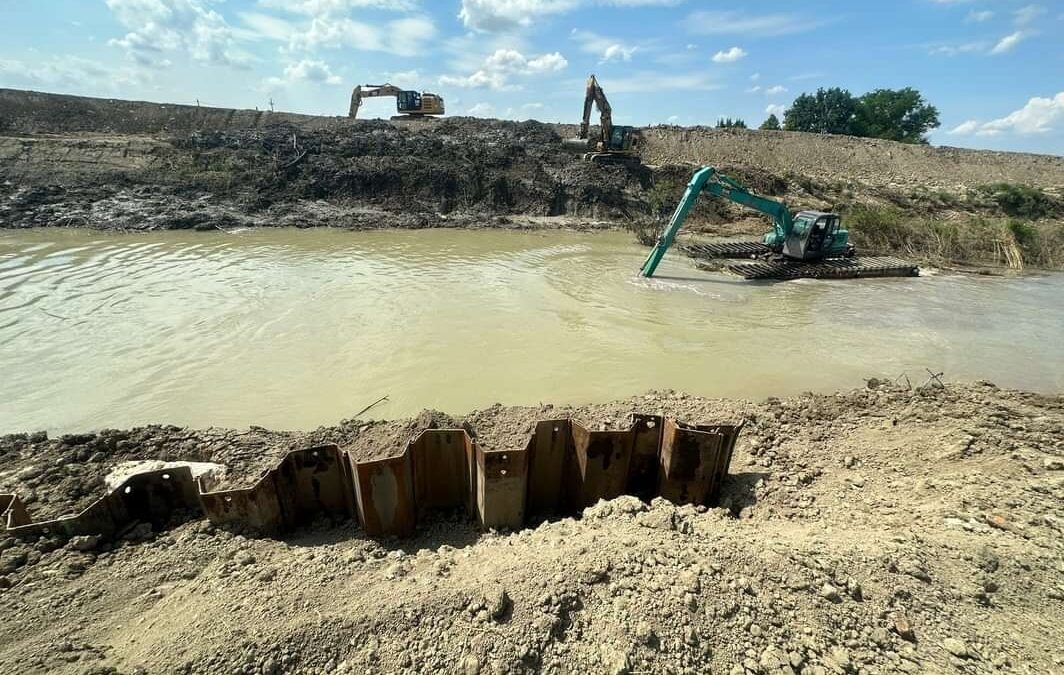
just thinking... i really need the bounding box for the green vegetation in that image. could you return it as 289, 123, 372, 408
783, 87, 940, 144
842, 205, 1064, 270
977, 183, 1060, 219
759, 114, 781, 131
715, 117, 747, 129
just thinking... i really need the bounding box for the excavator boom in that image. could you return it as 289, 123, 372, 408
640, 167, 855, 278
580, 74, 613, 145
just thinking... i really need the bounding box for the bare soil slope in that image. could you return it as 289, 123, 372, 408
3, 89, 1063, 249
1, 381, 1062, 675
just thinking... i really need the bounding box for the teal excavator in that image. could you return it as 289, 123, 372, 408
640, 166, 917, 281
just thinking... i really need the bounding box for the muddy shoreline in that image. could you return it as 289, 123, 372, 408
1, 381, 1062, 673
4, 89, 1064, 272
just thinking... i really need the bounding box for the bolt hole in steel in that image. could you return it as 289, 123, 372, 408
162, 473, 170, 480
1, 228, 1062, 434
647, 420, 656, 429
224, 496, 233, 503
500, 469, 508, 476
124, 486, 131, 494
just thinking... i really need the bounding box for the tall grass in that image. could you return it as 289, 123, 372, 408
843, 205, 1064, 270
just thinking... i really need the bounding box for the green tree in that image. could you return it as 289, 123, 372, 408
854, 88, 940, 144
783, 87, 858, 135
716, 117, 747, 129
759, 114, 781, 130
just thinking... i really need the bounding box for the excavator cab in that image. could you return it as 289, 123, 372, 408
606, 125, 635, 153
782, 211, 852, 261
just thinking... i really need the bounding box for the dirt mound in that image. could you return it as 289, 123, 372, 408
1, 381, 1061, 674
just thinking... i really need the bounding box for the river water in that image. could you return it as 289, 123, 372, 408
2, 228, 1062, 433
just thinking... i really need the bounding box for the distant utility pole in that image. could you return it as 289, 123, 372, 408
269, 97, 274, 112
195, 98, 200, 107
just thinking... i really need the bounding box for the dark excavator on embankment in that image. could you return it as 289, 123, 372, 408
640, 166, 919, 281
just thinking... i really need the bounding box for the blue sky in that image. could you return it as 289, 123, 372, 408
2, 0, 1063, 154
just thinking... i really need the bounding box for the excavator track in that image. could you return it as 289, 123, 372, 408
717, 256, 919, 281
682, 240, 770, 258
682, 239, 918, 280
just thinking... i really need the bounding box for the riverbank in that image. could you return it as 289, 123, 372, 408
1, 381, 1061, 674
3, 88, 1064, 272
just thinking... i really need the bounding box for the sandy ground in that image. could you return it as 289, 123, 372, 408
1, 380, 1062, 675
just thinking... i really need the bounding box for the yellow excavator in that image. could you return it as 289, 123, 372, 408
348, 84, 445, 119
577, 74, 638, 166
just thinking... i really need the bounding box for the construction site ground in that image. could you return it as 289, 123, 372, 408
1, 381, 1062, 675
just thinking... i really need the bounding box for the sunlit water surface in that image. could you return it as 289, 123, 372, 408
2, 228, 1062, 433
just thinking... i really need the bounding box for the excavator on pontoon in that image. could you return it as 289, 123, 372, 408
640, 166, 918, 281
577, 74, 639, 165
348, 84, 445, 119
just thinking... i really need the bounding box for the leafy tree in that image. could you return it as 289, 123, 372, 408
854, 88, 940, 144
716, 117, 747, 129
783, 87, 858, 135
759, 114, 781, 130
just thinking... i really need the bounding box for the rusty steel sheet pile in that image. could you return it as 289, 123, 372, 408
1, 415, 742, 540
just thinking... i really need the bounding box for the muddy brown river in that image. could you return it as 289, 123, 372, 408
2, 228, 1062, 433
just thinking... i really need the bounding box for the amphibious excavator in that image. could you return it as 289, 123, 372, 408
640, 166, 918, 281
348, 84, 444, 119
577, 74, 638, 165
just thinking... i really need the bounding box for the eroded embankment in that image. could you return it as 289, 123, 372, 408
0, 382, 1062, 674
3, 88, 1064, 270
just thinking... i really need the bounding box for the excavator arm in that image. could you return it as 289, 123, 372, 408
579, 75, 613, 149
349, 84, 404, 118
640, 167, 794, 277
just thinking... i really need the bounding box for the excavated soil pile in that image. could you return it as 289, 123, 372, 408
1, 381, 1062, 674
0, 89, 650, 231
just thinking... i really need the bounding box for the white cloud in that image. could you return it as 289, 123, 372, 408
764, 85, 788, 96
982, 92, 1064, 134
749, 72, 761, 81
264, 59, 343, 88
602, 44, 638, 62
385, 69, 422, 88
569, 29, 642, 63
948, 120, 981, 135
929, 41, 987, 56
745, 85, 761, 94
259, 0, 418, 13
601, 70, 722, 94
105, 0, 251, 68
947, 92, 1064, 136
765, 104, 786, 117
281, 14, 436, 56
458, 0, 682, 32
467, 102, 496, 116
687, 10, 827, 36
0, 56, 146, 90
439, 70, 510, 90
237, 12, 297, 41
526, 52, 569, 73
440, 48, 567, 90
711, 46, 747, 64
522, 102, 544, 109
965, 10, 994, 22
1014, 4, 1046, 26
982, 6, 1043, 56
990, 31, 1026, 55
